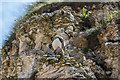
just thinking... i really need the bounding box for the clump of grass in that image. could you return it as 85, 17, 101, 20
104, 9, 119, 24
104, 12, 113, 24
113, 11, 118, 14
81, 7, 91, 28
82, 7, 90, 19
31, 12, 38, 16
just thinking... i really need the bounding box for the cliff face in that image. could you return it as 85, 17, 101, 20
1, 2, 120, 80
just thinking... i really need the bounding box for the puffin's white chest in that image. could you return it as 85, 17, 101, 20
52, 38, 62, 50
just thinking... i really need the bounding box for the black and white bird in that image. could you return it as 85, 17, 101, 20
52, 33, 69, 54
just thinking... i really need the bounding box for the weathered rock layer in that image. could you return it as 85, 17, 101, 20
1, 2, 120, 80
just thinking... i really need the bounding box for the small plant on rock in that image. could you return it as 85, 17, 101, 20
81, 7, 91, 28
82, 7, 90, 19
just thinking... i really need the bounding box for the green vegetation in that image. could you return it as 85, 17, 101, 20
81, 7, 91, 28
104, 13, 113, 23
35, 13, 38, 16
82, 7, 90, 19
31, 12, 38, 16
104, 9, 119, 24
110, 13, 113, 19
113, 11, 118, 14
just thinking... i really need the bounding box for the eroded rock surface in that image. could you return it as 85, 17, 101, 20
1, 2, 120, 80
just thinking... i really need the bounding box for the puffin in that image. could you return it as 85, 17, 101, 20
52, 33, 69, 54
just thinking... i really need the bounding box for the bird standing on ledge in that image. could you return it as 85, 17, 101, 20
52, 33, 69, 54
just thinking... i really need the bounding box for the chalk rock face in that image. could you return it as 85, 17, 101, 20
1, 2, 120, 80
